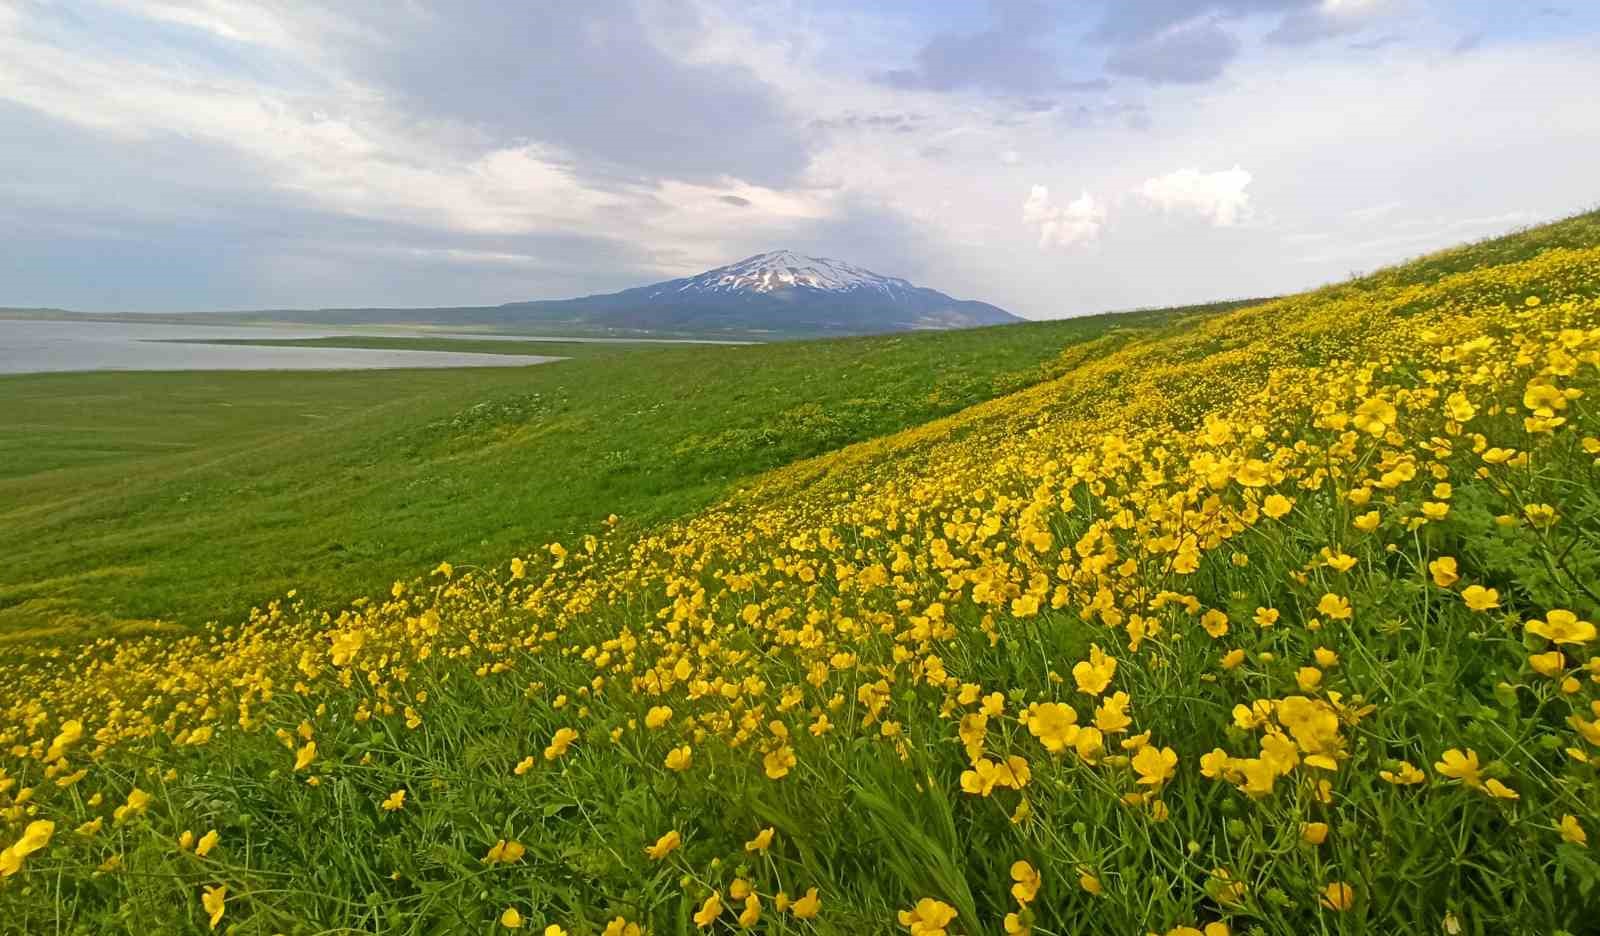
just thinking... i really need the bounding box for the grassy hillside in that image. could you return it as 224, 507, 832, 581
2, 213, 1599, 934
0, 306, 1221, 640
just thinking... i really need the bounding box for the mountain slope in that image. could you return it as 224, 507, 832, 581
496, 250, 1022, 336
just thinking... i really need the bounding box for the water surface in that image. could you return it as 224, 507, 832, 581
0, 320, 565, 374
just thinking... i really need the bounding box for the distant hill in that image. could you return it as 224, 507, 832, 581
187, 252, 1021, 338
491, 251, 1022, 336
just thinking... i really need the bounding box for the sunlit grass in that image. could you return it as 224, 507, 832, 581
3, 214, 1600, 933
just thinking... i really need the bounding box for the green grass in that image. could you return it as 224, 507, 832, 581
0, 306, 1232, 640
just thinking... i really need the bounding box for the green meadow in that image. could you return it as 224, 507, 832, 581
0, 305, 1236, 640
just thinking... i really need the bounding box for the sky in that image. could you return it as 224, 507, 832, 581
2, 1, 1597, 320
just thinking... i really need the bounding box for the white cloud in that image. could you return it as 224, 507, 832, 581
1023, 186, 1106, 249
1137, 166, 1253, 226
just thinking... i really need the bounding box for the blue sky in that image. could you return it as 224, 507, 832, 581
2, 0, 1597, 318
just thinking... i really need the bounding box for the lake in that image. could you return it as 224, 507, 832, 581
0, 319, 567, 374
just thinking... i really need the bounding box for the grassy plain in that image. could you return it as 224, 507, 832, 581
0, 307, 1227, 639
4, 215, 1600, 935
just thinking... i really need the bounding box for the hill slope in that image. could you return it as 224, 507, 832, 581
2, 213, 1599, 933
0, 304, 1217, 639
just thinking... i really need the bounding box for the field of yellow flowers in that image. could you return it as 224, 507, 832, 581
4, 213, 1600, 934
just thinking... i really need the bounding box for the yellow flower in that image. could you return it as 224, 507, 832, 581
1380, 761, 1426, 785
763, 745, 797, 779
1219, 649, 1246, 671
202, 885, 227, 930
381, 789, 407, 811
1523, 503, 1559, 527
1235, 459, 1271, 487
1324, 551, 1357, 573
646, 829, 681, 860
664, 745, 693, 771
1316, 593, 1352, 620
500, 908, 524, 929
113, 787, 153, 825
1301, 822, 1329, 845
1296, 667, 1323, 691
1483, 778, 1519, 800
545, 926, 568, 936
1529, 651, 1565, 678
1353, 510, 1381, 533
738, 894, 762, 928
514, 756, 535, 776
1010, 860, 1040, 904
1428, 556, 1459, 587
1095, 692, 1133, 733
1253, 607, 1279, 628
294, 740, 317, 771
1200, 610, 1230, 639
44, 719, 83, 762
1444, 391, 1476, 422
1026, 702, 1080, 753
0, 819, 55, 877
645, 706, 673, 728
1353, 397, 1396, 436
1072, 644, 1116, 695
693, 892, 723, 928
544, 727, 579, 760
484, 839, 526, 864
898, 898, 958, 935
1461, 585, 1499, 611
195, 829, 219, 858
1526, 610, 1595, 645
1420, 501, 1450, 521
1078, 867, 1103, 895
1132, 745, 1178, 786
1320, 881, 1355, 911
1559, 814, 1588, 845
744, 827, 774, 852
790, 887, 821, 919
1434, 748, 1481, 787
1262, 494, 1293, 519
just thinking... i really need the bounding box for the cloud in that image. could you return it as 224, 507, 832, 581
876, 0, 1070, 95
1105, 20, 1242, 84
1268, 0, 1390, 45
1138, 166, 1253, 226
719, 195, 753, 207
1092, 0, 1316, 41
1023, 186, 1106, 248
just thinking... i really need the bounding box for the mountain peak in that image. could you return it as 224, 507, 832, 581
682, 251, 914, 297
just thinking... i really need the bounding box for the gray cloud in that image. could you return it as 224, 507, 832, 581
1105, 20, 1242, 84
718, 195, 753, 207
1349, 33, 1408, 52
1091, 0, 1316, 42
323, 0, 814, 188
809, 112, 929, 133
876, 0, 1071, 95
1269, 10, 1364, 45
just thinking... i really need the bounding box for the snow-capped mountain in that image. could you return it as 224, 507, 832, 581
497, 251, 1021, 336
663, 250, 917, 298
227, 251, 1021, 338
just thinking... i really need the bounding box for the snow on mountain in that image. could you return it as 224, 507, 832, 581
661, 251, 916, 299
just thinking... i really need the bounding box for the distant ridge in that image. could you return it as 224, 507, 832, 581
4, 253, 1021, 339
494, 251, 1022, 336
